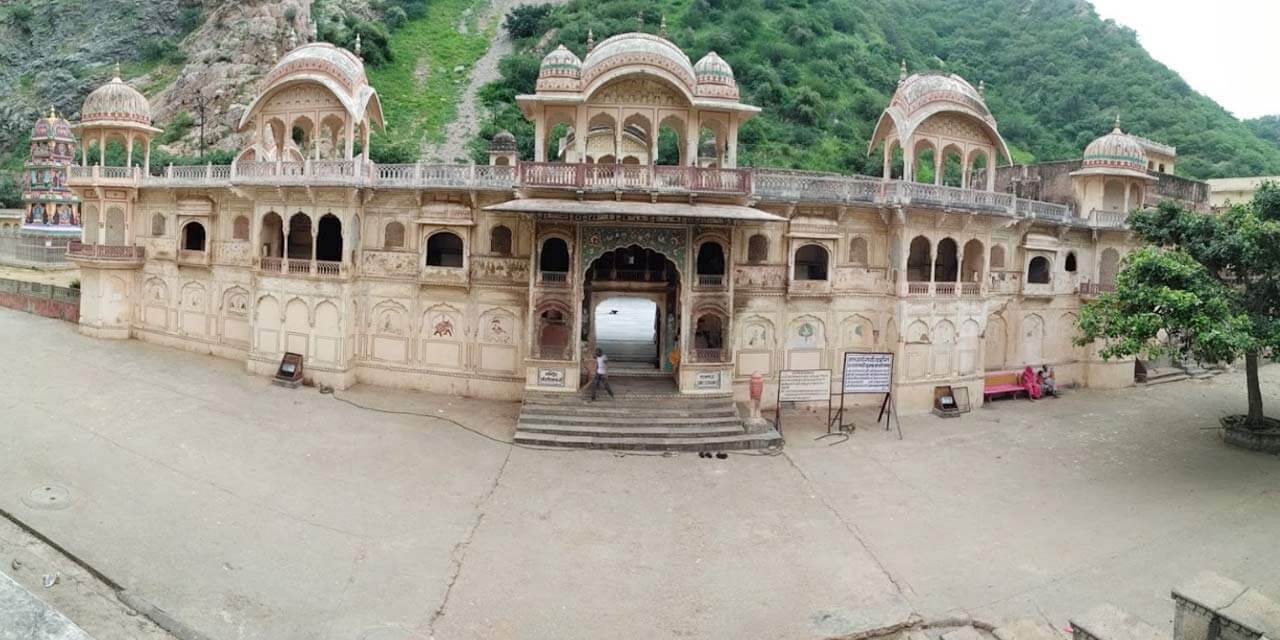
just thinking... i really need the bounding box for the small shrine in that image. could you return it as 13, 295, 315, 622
21, 108, 81, 237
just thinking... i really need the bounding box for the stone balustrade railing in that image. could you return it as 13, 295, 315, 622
1089, 208, 1130, 229
65, 160, 1085, 222
66, 241, 145, 260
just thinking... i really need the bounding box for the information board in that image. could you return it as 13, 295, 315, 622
841, 352, 893, 394
778, 369, 832, 402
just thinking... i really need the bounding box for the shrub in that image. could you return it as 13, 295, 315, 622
505, 4, 554, 39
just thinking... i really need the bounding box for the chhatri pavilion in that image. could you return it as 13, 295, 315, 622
64, 32, 1169, 415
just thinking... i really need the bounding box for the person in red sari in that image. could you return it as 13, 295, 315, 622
1021, 365, 1043, 400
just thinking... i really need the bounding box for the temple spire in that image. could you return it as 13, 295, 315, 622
587, 28, 595, 52
660, 15, 668, 38
354, 33, 363, 59
112, 61, 122, 81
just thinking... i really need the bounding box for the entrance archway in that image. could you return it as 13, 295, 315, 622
583, 244, 681, 378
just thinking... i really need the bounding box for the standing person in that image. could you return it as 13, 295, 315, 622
591, 348, 614, 401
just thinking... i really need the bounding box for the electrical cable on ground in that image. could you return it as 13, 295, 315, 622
318, 385, 684, 456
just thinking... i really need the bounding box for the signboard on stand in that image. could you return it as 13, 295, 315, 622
778, 369, 831, 402
774, 369, 833, 436
834, 351, 901, 438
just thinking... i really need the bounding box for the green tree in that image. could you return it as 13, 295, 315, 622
1077, 185, 1280, 428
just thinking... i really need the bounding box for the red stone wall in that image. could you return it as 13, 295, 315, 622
0, 279, 79, 323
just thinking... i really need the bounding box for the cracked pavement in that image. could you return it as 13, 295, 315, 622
1, 307, 1279, 639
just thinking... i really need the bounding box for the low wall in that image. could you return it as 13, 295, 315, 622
0, 278, 80, 322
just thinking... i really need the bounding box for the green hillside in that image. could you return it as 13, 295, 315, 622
468, 0, 1280, 180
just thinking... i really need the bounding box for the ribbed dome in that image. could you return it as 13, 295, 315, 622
580, 33, 696, 92
266, 42, 368, 93
490, 129, 517, 151
536, 45, 583, 92
82, 69, 152, 126
693, 51, 738, 99
892, 72, 988, 119
1082, 124, 1148, 174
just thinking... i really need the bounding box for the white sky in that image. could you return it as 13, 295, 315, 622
1089, 0, 1279, 120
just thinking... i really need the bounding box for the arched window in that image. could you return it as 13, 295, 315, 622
747, 234, 768, 264
696, 241, 725, 276
490, 225, 512, 256
261, 212, 284, 258
961, 239, 984, 282
794, 244, 829, 281
1099, 248, 1120, 287
907, 236, 931, 282
232, 215, 250, 241
1065, 252, 1078, 273
990, 245, 1005, 269
539, 237, 569, 273
934, 238, 958, 282
384, 221, 405, 249
287, 213, 312, 259
182, 222, 206, 251
426, 232, 464, 267
151, 213, 165, 237
316, 213, 342, 262
694, 313, 726, 361
849, 237, 869, 265
1027, 256, 1051, 284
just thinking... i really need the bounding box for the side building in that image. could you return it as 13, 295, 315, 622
67, 36, 1150, 413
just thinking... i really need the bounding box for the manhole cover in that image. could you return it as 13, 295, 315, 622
360, 627, 429, 640
22, 484, 73, 511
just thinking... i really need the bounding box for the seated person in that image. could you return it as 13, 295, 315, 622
1021, 365, 1042, 400
1039, 365, 1057, 397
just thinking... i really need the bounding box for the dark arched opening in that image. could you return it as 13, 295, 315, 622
426, 232, 464, 267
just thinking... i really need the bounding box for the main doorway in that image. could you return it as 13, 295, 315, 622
593, 297, 660, 373
583, 244, 680, 385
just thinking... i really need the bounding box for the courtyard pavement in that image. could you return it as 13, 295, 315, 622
0, 307, 1277, 639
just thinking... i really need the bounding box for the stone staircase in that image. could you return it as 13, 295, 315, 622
1062, 572, 1278, 640
515, 389, 782, 451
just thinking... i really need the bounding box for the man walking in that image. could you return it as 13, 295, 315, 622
590, 348, 614, 401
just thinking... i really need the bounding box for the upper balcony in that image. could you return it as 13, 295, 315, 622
66, 241, 146, 268
65, 160, 1085, 224
518, 162, 752, 196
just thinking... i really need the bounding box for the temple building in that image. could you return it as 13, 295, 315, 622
65, 34, 1181, 416
22, 108, 81, 233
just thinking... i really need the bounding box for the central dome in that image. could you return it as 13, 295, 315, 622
265, 42, 368, 93
580, 32, 697, 93
892, 72, 989, 121
82, 68, 152, 126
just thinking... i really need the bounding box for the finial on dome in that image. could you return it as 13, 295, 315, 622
1113, 112, 1122, 132
635, 11, 644, 32
112, 62, 122, 81
978, 79, 985, 97
660, 15, 668, 38
354, 33, 363, 58
287, 29, 298, 50
48, 106, 56, 120
899, 59, 907, 84
587, 29, 595, 51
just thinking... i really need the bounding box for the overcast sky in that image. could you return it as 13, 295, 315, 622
1089, 0, 1279, 120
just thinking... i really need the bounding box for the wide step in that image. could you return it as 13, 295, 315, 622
516, 391, 781, 452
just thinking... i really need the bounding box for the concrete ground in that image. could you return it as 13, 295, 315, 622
0, 307, 1277, 639
0, 264, 79, 287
